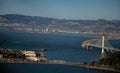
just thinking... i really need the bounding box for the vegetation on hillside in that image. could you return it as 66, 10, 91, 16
88, 51, 120, 71
0, 14, 120, 34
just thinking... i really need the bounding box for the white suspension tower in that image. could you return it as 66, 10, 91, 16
101, 35, 105, 53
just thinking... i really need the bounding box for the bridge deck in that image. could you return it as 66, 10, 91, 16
82, 39, 120, 52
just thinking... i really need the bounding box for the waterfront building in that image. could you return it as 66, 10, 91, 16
22, 51, 36, 57
21, 50, 48, 62
22, 51, 38, 61
26, 56, 39, 61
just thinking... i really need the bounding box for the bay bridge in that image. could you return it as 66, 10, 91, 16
82, 36, 120, 53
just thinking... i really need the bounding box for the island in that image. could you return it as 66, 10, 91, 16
0, 48, 48, 63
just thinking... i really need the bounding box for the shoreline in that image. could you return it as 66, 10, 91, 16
67, 63, 120, 73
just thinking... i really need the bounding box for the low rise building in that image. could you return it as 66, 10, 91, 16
22, 51, 36, 57
26, 57, 39, 61
21, 50, 48, 62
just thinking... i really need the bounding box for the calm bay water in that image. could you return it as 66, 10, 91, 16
1, 63, 119, 73
0, 30, 120, 73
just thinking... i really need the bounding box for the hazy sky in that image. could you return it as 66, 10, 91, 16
0, 0, 120, 20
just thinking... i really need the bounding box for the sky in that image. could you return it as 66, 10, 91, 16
0, 0, 120, 20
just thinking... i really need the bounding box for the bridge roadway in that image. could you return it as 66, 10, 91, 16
82, 39, 120, 52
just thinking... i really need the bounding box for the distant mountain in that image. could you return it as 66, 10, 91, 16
0, 14, 120, 34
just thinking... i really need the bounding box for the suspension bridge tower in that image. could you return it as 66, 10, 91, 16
101, 35, 105, 53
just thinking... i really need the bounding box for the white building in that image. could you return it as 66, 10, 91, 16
22, 50, 48, 62
22, 51, 38, 61
22, 51, 36, 57
26, 57, 39, 61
